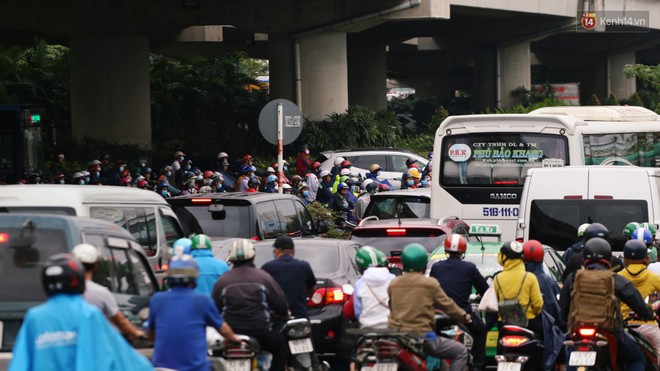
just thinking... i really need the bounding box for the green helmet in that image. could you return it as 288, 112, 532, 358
623, 222, 642, 238
577, 223, 591, 238
401, 243, 428, 272
191, 234, 212, 250
641, 222, 657, 236
355, 246, 387, 270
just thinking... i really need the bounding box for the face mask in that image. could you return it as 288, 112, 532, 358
167, 171, 172, 177
179, 156, 184, 162
250, 173, 256, 179
140, 162, 146, 167
283, 166, 288, 172
375, 171, 380, 177
186, 165, 191, 170
161, 190, 168, 197
95, 172, 100, 177
303, 190, 309, 197
78, 180, 85, 185
407, 180, 414, 186
304, 149, 310, 155
216, 186, 223, 192
59, 179, 65, 184
119, 166, 125, 172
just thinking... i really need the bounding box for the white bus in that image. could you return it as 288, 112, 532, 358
430, 106, 660, 241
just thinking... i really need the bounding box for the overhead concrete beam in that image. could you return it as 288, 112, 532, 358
452, 0, 579, 17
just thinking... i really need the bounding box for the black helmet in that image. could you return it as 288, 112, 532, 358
583, 223, 609, 242
248, 177, 261, 189
583, 237, 612, 267
500, 241, 524, 261
41, 253, 86, 296
623, 239, 648, 260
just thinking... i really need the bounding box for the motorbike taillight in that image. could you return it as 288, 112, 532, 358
577, 327, 597, 338
375, 339, 401, 358
500, 335, 529, 347
224, 344, 254, 358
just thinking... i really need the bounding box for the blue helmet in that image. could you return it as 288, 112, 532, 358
267, 174, 277, 183
166, 254, 199, 287
241, 165, 253, 174
173, 238, 193, 255
632, 227, 653, 246
337, 182, 349, 191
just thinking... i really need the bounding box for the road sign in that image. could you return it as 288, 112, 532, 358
258, 99, 303, 145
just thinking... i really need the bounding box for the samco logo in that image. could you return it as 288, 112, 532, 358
581, 12, 597, 30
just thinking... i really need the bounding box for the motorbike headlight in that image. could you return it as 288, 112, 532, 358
287, 324, 312, 338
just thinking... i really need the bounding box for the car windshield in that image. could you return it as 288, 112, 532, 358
180, 205, 251, 238
0, 228, 68, 303
364, 196, 430, 219
350, 234, 447, 256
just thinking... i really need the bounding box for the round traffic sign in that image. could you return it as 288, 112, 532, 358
258, 99, 304, 145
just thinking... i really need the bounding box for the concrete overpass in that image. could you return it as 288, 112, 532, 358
1, 0, 659, 147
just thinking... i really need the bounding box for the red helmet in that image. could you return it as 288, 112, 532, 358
203, 170, 214, 179
444, 234, 467, 254
312, 161, 321, 169
341, 160, 352, 168
137, 180, 149, 189
522, 240, 544, 263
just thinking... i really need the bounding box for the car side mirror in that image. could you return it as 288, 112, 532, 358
316, 220, 329, 234
209, 204, 226, 220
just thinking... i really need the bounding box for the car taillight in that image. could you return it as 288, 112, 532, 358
0, 233, 8, 243
386, 228, 406, 236
515, 238, 523, 243
191, 198, 213, 204
308, 287, 348, 307
250, 236, 260, 241
501, 335, 528, 347
578, 327, 597, 338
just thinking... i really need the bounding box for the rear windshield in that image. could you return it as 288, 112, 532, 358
364, 196, 430, 219
529, 199, 648, 251
0, 228, 68, 302
441, 133, 568, 186
177, 205, 251, 238
0, 207, 76, 215
350, 229, 447, 256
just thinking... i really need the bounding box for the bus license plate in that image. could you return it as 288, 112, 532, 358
225, 359, 250, 371
569, 351, 596, 366
497, 362, 521, 371
374, 363, 398, 371
288, 338, 313, 354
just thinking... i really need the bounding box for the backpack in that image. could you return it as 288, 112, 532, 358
568, 268, 619, 330
495, 273, 529, 327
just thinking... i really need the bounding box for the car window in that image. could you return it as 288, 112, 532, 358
256, 201, 281, 238
352, 155, 387, 171
85, 233, 156, 296
293, 200, 315, 235
181, 204, 252, 239
255, 245, 340, 277
350, 232, 447, 256
275, 199, 302, 236
0, 206, 76, 215
90, 206, 158, 257
0, 227, 68, 303
364, 196, 430, 219
543, 249, 563, 283
160, 208, 184, 246
388, 155, 415, 172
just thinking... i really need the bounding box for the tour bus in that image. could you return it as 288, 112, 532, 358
430, 105, 660, 241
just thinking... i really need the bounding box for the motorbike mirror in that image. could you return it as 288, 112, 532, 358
342, 284, 354, 296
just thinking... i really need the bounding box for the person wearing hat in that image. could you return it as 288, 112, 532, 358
261, 236, 316, 321
295, 144, 313, 177
316, 170, 334, 205
49, 152, 69, 184
171, 150, 186, 172
190, 234, 229, 296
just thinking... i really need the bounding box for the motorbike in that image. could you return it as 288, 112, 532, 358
281, 318, 318, 370
213, 333, 271, 371
495, 324, 544, 371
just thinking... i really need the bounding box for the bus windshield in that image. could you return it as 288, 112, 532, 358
440, 133, 569, 187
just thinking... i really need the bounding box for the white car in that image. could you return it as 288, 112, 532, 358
318, 148, 429, 190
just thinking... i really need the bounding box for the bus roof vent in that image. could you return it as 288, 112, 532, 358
529, 106, 658, 122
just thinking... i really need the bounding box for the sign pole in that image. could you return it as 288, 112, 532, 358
277, 103, 284, 194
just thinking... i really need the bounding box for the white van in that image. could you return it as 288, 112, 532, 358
515, 166, 660, 251
0, 185, 185, 269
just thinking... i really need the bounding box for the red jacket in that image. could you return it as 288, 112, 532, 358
296, 153, 313, 176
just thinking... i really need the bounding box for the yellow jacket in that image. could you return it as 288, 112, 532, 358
494, 253, 543, 319
618, 263, 660, 325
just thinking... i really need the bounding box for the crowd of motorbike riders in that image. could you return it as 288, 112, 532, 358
10, 147, 660, 371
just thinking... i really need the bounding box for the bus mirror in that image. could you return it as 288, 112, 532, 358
209, 204, 226, 220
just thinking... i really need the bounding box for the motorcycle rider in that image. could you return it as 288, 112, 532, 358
388, 243, 471, 371
349, 246, 395, 328
494, 241, 544, 333
331, 182, 355, 225
149, 254, 241, 371
212, 239, 289, 371
171, 150, 185, 172
189, 234, 229, 296
9, 253, 152, 371
560, 237, 655, 371
296, 144, 314, 176
618, 238, 660, 363
562, 223, 591, 264
306, 162, 321, 201
563, 223, 624, 281
297, 182, 314, 205
429, 234, 489, 371
71, 243, 146, 341
365, 164, 393, 190
265, 174, 278, 193
316, 170, 334, 204
354, 179, 379, 220
330, 156, 345, 178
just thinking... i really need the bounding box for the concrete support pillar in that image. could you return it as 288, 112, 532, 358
348, 40, 387, 111
498, 42, 531, 108
70, 37, 151, 147
608, 50, 636, 101
298, 32, 348, 121
473, 46, 497, 111
268, 34, 296, 102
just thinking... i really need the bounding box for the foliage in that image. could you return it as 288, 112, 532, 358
305, 201, 350, 239
388, 96, 446, 136
624, 64, 660, 89
511, 84, 556, 106
394, 134, 434, 157
586, 94, 602, 106
604, 92, 619, 105
298, 105, 402, 153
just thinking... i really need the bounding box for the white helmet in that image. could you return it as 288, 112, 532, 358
333, 156, 345, 166
228, 239, 255, 262
266, 167, 275, 173
73, 172, 84, 179
218, 152, 228, 159
72, 243, 100, 264
340, 168, 351, 176
320, 170, 331, 178
361, 178, 374, 190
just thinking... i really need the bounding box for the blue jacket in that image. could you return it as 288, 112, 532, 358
429, 256, 489, 314
562, 240, 583, 264
191, 249, 230, 296
10, 294, 152, 371
524, 261, 565, 331
541, 310, 565, 371
365, 172, 393, 189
